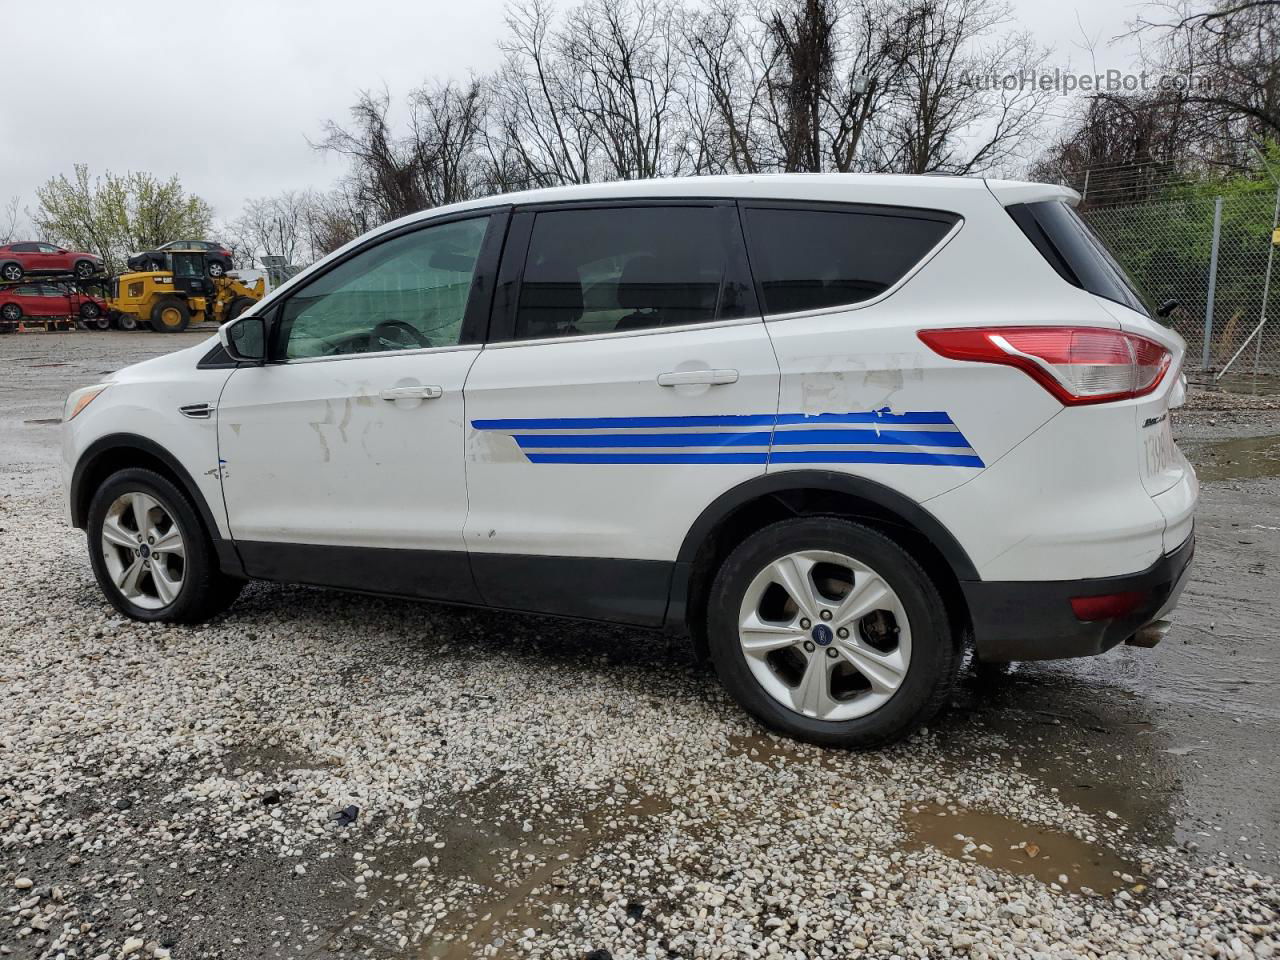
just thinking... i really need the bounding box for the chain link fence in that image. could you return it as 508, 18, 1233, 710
1079, 184, 1280, 379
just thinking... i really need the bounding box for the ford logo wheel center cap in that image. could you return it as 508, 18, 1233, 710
811, 624, 833, 646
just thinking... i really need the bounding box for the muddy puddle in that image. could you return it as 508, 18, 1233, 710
904, 803, 1138, 895
1183, 433, 1280, 481
1208, 372, 1280, 397
422, 790, 670, 958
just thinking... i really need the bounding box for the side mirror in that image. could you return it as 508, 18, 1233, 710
219, 315, 266, 364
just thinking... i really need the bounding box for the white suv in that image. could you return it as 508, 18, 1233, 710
62, 174, 1197, 747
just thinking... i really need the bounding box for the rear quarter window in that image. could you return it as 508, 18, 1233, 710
1006, 200, 1151, 316
741, 204, 959, 316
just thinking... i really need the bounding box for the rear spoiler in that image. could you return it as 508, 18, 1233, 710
984, 179, 1081, 207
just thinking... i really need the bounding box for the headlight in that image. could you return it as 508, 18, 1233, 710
64, 384, 110, 422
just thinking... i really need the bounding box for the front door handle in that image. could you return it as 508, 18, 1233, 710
380, 385, 443, 401
657, 369, 739, 387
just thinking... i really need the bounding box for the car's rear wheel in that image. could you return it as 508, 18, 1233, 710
74, 260, 96, 279
87, 468, 243, 623
0, 263, 21, 282
1, 303, 21, 322
207, 260, 226, 278
707, 517, 959, 748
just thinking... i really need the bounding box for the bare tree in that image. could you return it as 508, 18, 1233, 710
487, 0, 597, 187
0, 196, 23, 244
228, 191, 318, 268
560, 0, 690, 179
681, 0, 778, 173
1129, 0, 1280, 170
874, 0, 1053, 175
1029, 93, 1192, 201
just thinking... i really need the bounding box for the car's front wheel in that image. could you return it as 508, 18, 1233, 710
87, 468, 243, 623
0, 263, 21, 282
707, 517, 959, 749
74, 260, 96, 279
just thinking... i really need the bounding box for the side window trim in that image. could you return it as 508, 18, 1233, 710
484, 198, 759, 346
738, 200, 962, 322
264, 206, 510, 363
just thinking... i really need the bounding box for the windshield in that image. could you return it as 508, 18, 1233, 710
1007, 200, 1152, 316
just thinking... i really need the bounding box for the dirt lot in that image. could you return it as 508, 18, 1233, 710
1, 330, 1277, 959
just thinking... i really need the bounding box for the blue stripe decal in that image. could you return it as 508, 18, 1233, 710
516, 432, 771, 448
473, 414, 778, 430
514, 429, 971, 449
770, 429, 971, 447
770, 450, 985, 467
473, 410, 983, 468
527, 452, 771, 464
773, 411, 954, 425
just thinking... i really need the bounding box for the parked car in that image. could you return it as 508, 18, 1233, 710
0, 242, 104, 282
127, 241, 234, 278
0, 282, 107, 325
61, 174, 1198, 748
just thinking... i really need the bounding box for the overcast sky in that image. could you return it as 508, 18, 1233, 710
2, 0, 1147, 230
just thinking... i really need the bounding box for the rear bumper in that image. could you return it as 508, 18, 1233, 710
963, 531, 1194, 662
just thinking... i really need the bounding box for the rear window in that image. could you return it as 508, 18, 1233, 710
1007, 200, 1151, 316
741, 205, 959, 316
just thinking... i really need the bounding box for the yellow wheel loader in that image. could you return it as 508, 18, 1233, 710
108, 250, 265, 332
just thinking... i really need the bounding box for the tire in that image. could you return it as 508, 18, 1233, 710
0, 263, 22, 283
79, 301, 102, 320
0, 303, 21, 322
706, 517, 960, 749
90, 312, 112, 331
87, 468, 244, 623
149, 297, 190, 332
207, 260, 227, 278
223, 296, 254, 324
116, 313, 139, 331
74, 260, 96, 279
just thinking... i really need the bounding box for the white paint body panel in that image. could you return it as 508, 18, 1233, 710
60, 338, 234, 535
216, 348, 477, 549
463, 319, 779, 560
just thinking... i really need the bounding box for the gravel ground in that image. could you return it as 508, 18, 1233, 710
1, 331, 1278, 959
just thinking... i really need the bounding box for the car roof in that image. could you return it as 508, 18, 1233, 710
268, 172, 1081, 302
362, 172, 1078, 234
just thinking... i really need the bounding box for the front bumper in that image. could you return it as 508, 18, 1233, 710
963, 531, 1194, 662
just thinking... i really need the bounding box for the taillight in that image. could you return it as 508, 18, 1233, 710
918, 326, 1172, 405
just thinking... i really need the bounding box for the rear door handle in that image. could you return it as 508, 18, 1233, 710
380, 385, 443, 401
657, 369, 739, 387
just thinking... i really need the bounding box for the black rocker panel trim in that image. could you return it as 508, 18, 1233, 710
469, 553, 672, 627
236, 541, 484, 606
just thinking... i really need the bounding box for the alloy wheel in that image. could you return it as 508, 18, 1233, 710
100, 492, 186, 610
737, 550, 912, 722
1, 265, 20, 282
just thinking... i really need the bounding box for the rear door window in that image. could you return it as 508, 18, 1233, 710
510, 205, 753, 340
1006, 200, 1151, 316
741, 204, 958, 316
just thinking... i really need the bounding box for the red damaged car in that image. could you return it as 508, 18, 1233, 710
0, 282, 108, 327
0, 242, 104, 282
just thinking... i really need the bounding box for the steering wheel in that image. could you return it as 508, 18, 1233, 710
371, 320, 431, 351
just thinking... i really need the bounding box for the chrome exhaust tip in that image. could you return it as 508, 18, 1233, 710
1126, 619, 1172, 648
